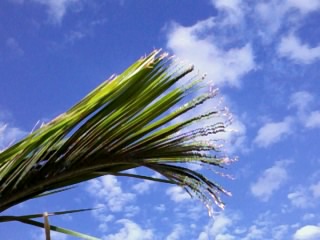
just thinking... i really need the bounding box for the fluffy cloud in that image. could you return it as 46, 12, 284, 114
294, 225, 320, 240
103, 219, 154, 240
87, 175, 135, 212
278, 34, 320, 64
197, 213, 235, 240
251, 160, 291, 201
31, 0, 82, 24
166, 186, 191, 203
132, 180, 152, 194
132, 172, 161, 194
166, 18, 255, 88
254, 117, 293, 148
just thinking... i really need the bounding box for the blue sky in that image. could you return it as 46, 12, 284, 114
1, 0, 320, 239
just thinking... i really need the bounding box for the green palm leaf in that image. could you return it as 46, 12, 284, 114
0, 50, 232, 238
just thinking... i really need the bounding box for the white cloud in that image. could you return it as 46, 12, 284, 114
87, 175, 135, 212
211, 0, 244, 25
166, 186, 190, 203
197, 213, 235, 240
103, 219, 153, 240
123, 205, 140, 218
286, 0, 320, 14
288, 181, 320, 209
91, 208, 114, 232
0, 122, 26, 151
254, 117, 293, 148
166, 224, 184, 240
132, 180, 153, 194
165, 9, 253, 157
272, 225, 289, 240
211, 0, 241, 12
251, 160, 291, 201
303, 213, 316, 221
242, 225, 265, 240
166, 18, 255, 87
289, 91, 314, 112
278, 34, 320, 64
288, 188, 311, 208
220, 116, 247, 154
132, 172, 161, 194
31, 0, 82, 24
294, 225, 320, 240
216, 234, 235, 240
154, 204, 166, 212
310, 181, 320, 198
255, 1, 287, 39
288, 91, 320, 129
305, 111, 320, 128
255, 0, 320, 42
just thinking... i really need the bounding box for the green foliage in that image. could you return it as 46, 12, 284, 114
0, 50, 231, 239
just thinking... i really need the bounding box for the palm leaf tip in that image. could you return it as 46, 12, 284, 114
0, 49, 233, 225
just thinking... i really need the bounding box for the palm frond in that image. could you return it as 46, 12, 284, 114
0, 50, 233, 238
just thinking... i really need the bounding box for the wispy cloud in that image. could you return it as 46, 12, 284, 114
31, 0, 83, 24
272, 225, 289, 240
288, 181, 320, 208
289, 91, 320, 129
255, 1, 288, 40
254, 117, 293, 148
255, 0, 320, 42
251, 160, 291, 201
289, 91, 314, 112
288, 187, 313, 209
286, 0, 320, 14
210, 0, 244, 26
278, 33, 320, 64
166, 224, 184, 240
305, 111, 320, 128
